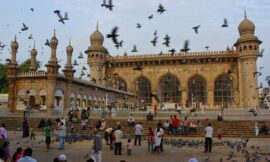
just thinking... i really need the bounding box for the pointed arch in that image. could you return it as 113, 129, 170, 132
115, 77, 127, 91
159, 74, 181, 103
134, 76, 152, 106
188, 75, 207, 106
214, 74, 234, 106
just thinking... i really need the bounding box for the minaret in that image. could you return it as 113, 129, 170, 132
7, 35, 19, 112
29, 41, 37, 72
235, 11, 262, 108
86, 21, 109, 84
62, 39, 76, 79
46, 30, 60, 78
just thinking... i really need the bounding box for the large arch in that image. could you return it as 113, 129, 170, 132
135, 76, 152, 107
159, 74, 181, 103
214, 74, 234, 106
188, 75, 207, 108
114, 77, 127, 91
54, 89, 64, 111
39, 89, 47, 107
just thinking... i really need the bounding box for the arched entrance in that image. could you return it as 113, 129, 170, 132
188, 75, 207, 108
214, 75, 234, 107
54, 89, 64, 111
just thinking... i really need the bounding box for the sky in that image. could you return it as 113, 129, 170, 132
0, 0, 269, 87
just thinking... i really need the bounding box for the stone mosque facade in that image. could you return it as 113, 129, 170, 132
7, 15, 261, 112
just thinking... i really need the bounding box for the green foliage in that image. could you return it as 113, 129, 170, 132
0, 64, 8, 93
0, 59, 40, 93
18, 59, 40, 73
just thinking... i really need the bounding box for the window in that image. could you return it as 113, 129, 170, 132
159, 74, 181, 103
214, 75, 234, 106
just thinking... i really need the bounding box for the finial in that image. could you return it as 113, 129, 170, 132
69, 39, 71, 46
33, 40, 36, 49
53, 29, 56, 37
14, 35, 17, 42
96, 20, 99, 30
244, 8, 247, 19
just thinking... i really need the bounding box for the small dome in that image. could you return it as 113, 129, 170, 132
90, 29, 104, 45
11, 36, 18, 50
238, 17, 255, 36
50, 30, 58, 47
31, 48, 37, 56
66, 45, 73, 54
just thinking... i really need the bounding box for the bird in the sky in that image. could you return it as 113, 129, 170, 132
21, 23, 29, 31
0, 42, 6, 49
107, 26, 119, 45
73, 60, 78, 66
82, 66, 87, 70
115, 40, 123, 49
192, 25, 200, 34
102, 0, 114, 11
150, 36, 158, 47
157, 4, 166, 14
258, 49, 264, 57
205, 46, 209, 51
45, 39, 50, 47
131, 45, 138, 52
78, 52, 83, 59
180, 40, 190, 53
5, 59, 11, 64
54, 10, 60, 14
163, 34, 170, 47
28, 34, 33, 40
154, 30, 157, 36
148, 14, 153, 20
169, 48, 176, 55
221, 18, 228, 27
30, 8, 34, 12
87, 74, 90, 78
253, 71, 262, 77
266, 76, 270, 81
136, 23, 142, 29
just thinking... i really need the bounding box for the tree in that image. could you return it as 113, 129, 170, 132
18, 59, 40, 73
0, 64, 8, 93
0, 59, 40, 93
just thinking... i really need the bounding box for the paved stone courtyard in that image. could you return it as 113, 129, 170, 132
5, 130, 270, 162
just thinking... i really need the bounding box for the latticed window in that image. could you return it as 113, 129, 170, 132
116, 78, 127, 91
214, 75, 234, 106
188, 76, 207, 106
159, 74, 181, 103
136, 77, 152, 106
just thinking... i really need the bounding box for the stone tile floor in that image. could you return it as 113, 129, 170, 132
5, 131, 270, 162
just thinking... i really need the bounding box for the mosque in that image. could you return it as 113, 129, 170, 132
7, 13, 261, 112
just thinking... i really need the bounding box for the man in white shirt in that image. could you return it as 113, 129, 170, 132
204, 123, 213, 153
128, 115, 135, 126
134, 122, 143, 146
18, 147, 37, 162
114, 126, 123, 155
58, 122, 66, 150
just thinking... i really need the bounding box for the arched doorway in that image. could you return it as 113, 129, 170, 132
159, 74, 181, 104
188, 75, 207, 108
214, 75, 234, 107
54, 89, 64, 111
28, 89, 35, 108
39, 89, 47, 110
17, 89, 25, 110
135, 77, 152, 109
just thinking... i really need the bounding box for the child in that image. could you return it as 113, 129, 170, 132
126, 138, 132, 156
217, 126, 223, 140
147, 127, 154, 152
30, 125, 35, 140
255, 122, 259, 136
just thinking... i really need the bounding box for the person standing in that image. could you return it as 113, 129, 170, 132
44, 119, 52, 151
114, 126, 123, 155
92, 129, 102, 162
58, 122, 66, 150
204, 123, 213, 153
147, 127, 154, 152
0, 123, 7, 148
134, 122, 143, 146
126, 138, 132, 156
22, 118, 29, 138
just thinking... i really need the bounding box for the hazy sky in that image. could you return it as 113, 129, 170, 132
0, 0, 269, 86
